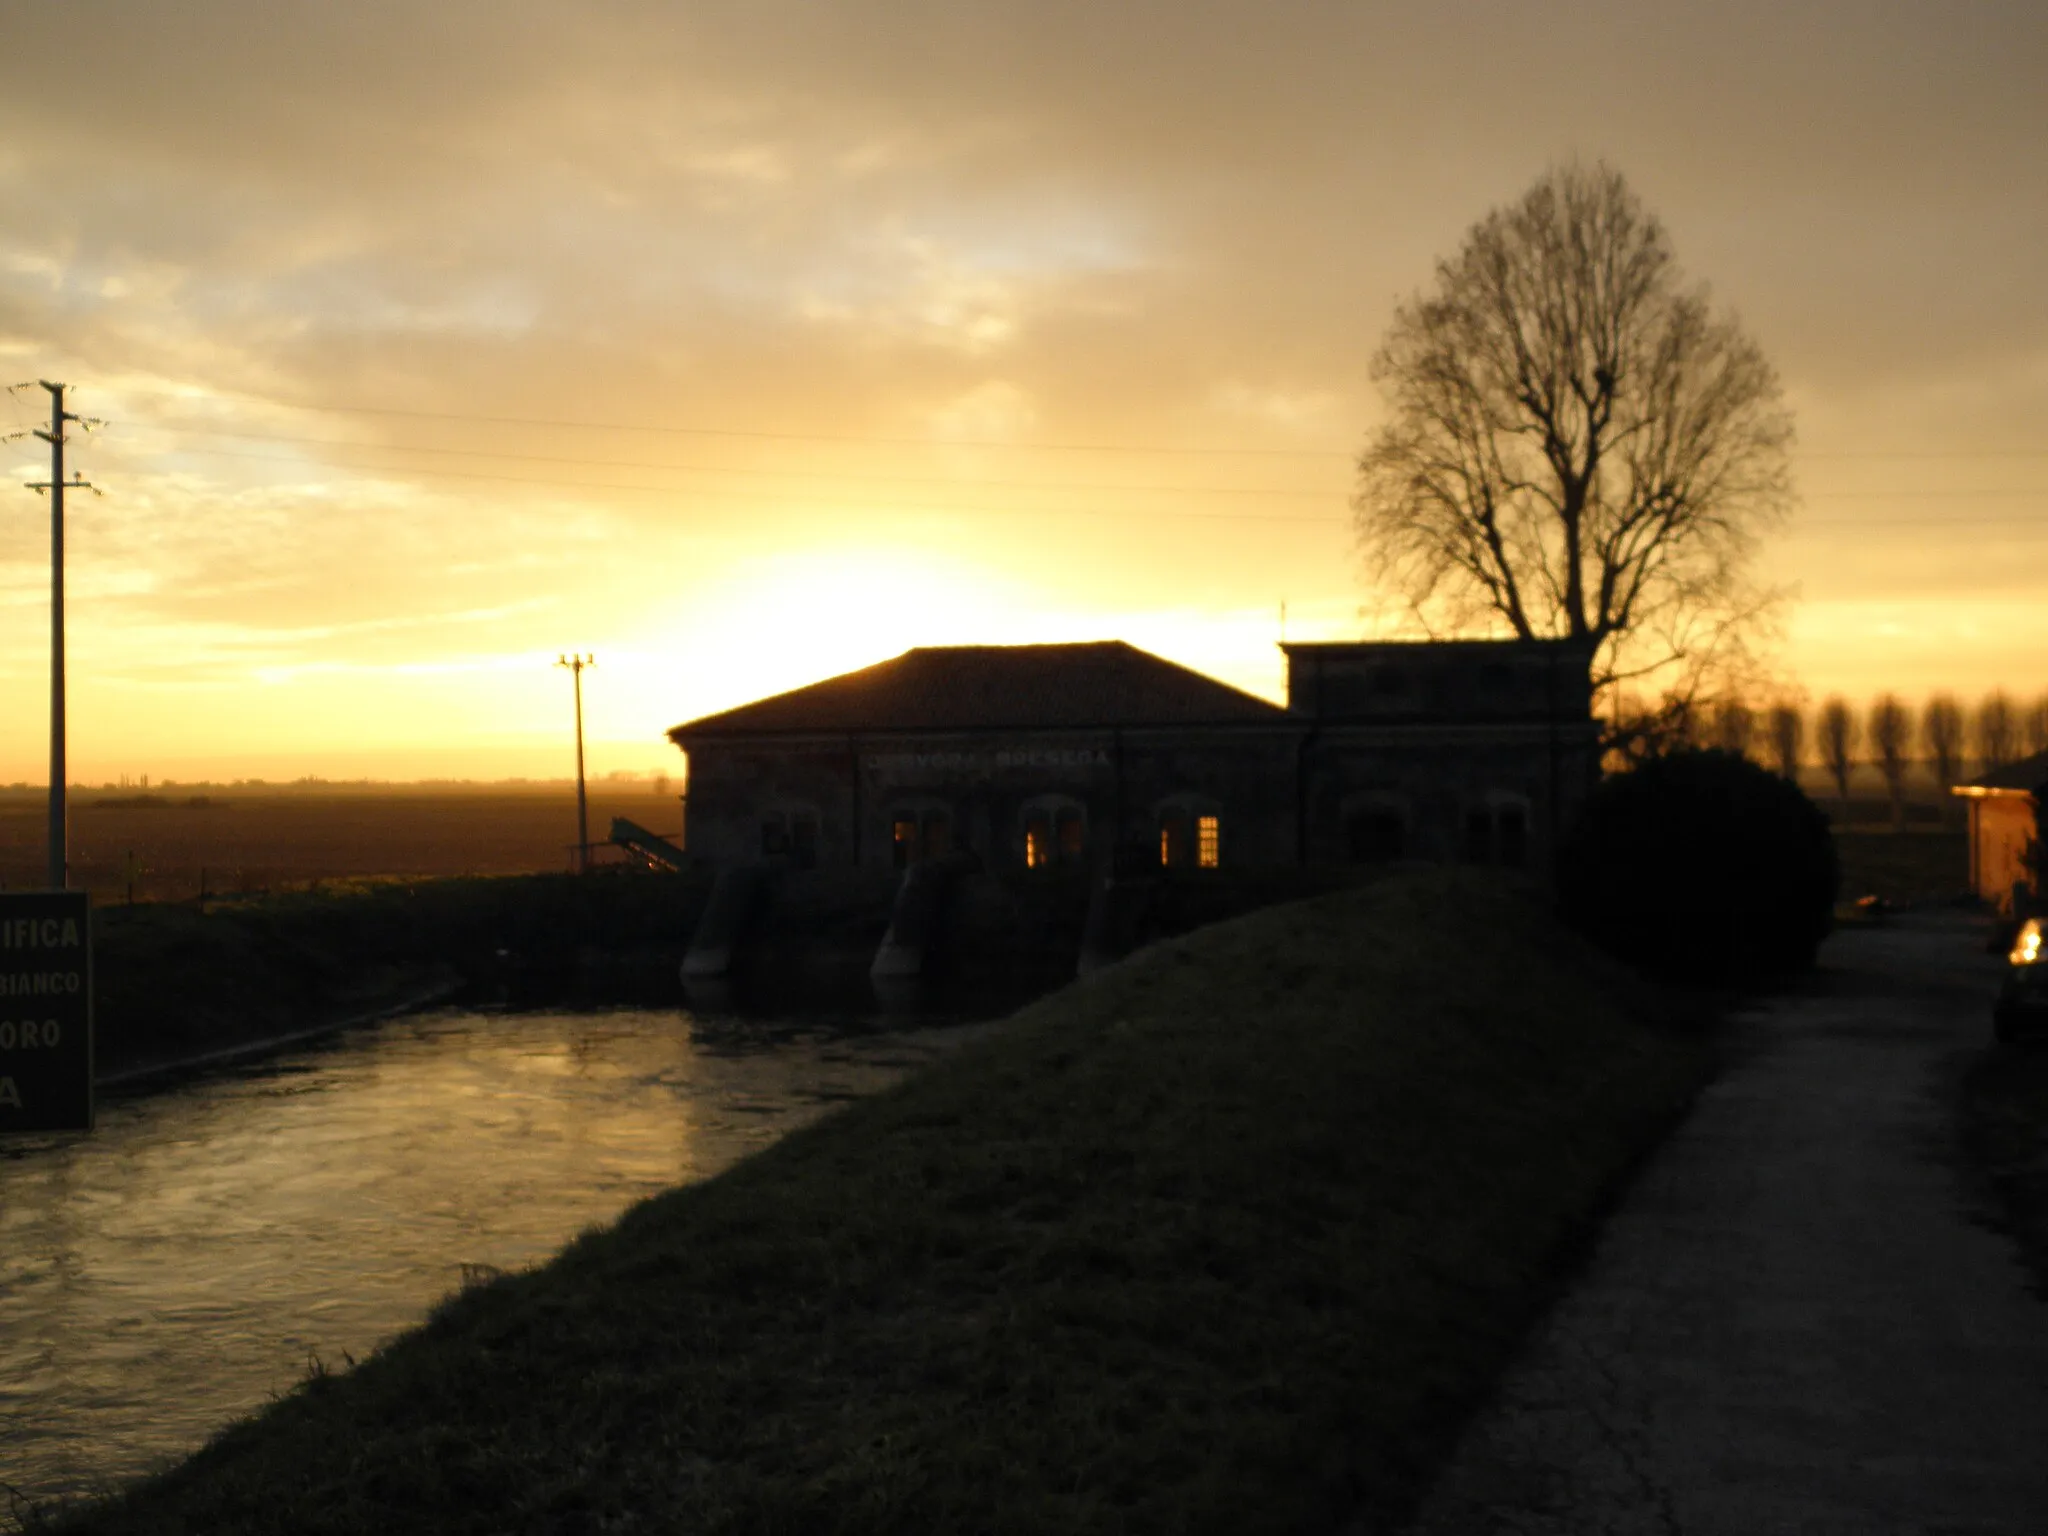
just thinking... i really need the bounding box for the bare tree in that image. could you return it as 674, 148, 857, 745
1869, 694, 1910, 831
1765, 701, 1804, 782
1818, 696, 1858, 802
1710, 698, 1755, 759
1922, 694, 1963, 821
1976, 690, 2018, 773
1353, 162, 1795, 753
2024, 692, 2048, 760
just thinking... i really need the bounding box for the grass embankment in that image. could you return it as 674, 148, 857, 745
93, 872, 711, 1079
44, 870, 1713, 1535
1960, 1045, 2048, 1299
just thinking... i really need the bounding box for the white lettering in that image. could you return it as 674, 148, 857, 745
863, 745, 1113, 778
0, 916, 82, 950
0, 973, 81, 997
0, 1077, 18, 1108
0, 1020, 61, 1050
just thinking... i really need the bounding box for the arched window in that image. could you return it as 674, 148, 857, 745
1463, 807, 1494, 864
1155, 797, 1222, 870
886, 800, 955, 869
763, 801, 823, 865
1159, 809, 1189, 868
1057, 805, 1086, 862
1022, 795, 1088, 870
1496, 802, 1528, 868
1465, 795, 1532, 868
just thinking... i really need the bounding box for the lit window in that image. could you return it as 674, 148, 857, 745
891, 816, 917, 870
1197, 815, 1220, 868
1025, 810, 1052, 869
1159, 811, 1189, 868
1056, 807, 1085, 862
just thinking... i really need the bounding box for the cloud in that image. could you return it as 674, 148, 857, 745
0, 0, 2044, 773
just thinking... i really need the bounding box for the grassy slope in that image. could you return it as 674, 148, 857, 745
45, 870, 1712, 1536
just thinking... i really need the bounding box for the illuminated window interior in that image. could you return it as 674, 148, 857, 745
891, 815, 917, 870
1056, 807, 1085, 861
1025, 810, 1052, 869
1197, 815, 1220, 868
1159, 811, 1188, 868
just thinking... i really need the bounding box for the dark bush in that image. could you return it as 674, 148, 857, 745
1556, 747, 1839, 986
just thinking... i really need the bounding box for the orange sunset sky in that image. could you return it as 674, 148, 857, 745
1, 3, 2043, 783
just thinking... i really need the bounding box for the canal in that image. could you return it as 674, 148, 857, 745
0, 1000, 1008, 1507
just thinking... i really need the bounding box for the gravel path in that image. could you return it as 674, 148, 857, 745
1392, 912, 2048, 1536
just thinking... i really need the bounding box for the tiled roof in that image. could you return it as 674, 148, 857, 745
668, 642, 1287, 739
1958, 749, 2048, 794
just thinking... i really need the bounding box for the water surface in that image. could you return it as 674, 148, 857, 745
0, 1003, 1000, 1504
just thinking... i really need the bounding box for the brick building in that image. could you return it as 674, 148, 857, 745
667, 637, 1597, 877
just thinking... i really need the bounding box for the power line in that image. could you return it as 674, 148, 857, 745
22, 441, 2047, 534
69, 433, 2048, 523
124, 424, 2048, 504
96, 379, 2048, 463
143, 426, 1347, 499
115, 385, 1343, 458
102, 445, 1349, 522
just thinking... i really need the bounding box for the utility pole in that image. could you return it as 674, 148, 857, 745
557, 654, 594, 873
16, 382, 98, 891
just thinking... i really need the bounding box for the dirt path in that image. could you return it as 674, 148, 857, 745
1393, 913, 2048, 1535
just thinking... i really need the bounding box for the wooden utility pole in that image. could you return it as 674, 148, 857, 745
557, 654, 594, 873
22, 382, 96, 890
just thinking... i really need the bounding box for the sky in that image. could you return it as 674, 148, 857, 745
0, 1, 2043, 782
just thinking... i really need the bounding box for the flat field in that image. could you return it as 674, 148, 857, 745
0, 784, 685, 900
1831, 826, 1970, 906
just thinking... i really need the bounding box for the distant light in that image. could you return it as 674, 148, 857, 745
2012, 918, 2042, 967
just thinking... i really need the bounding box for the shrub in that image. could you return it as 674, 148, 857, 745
1556, 747, 1838, 986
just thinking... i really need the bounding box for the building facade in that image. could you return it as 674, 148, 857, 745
667, 638, 1598, 877
1953, 751, 2048, 914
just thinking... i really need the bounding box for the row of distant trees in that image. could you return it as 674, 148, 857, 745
1683, 690, 2047, 823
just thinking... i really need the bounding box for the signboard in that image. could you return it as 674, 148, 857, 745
863, 746, 1114, 785
0, 891, 92, 1133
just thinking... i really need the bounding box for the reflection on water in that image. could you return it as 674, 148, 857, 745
0, 1003, 1005, 1504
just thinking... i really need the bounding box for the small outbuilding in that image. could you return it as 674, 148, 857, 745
1952, 752, 2047, 914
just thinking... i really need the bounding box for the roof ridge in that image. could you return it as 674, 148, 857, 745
669, 640, 1285, 739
